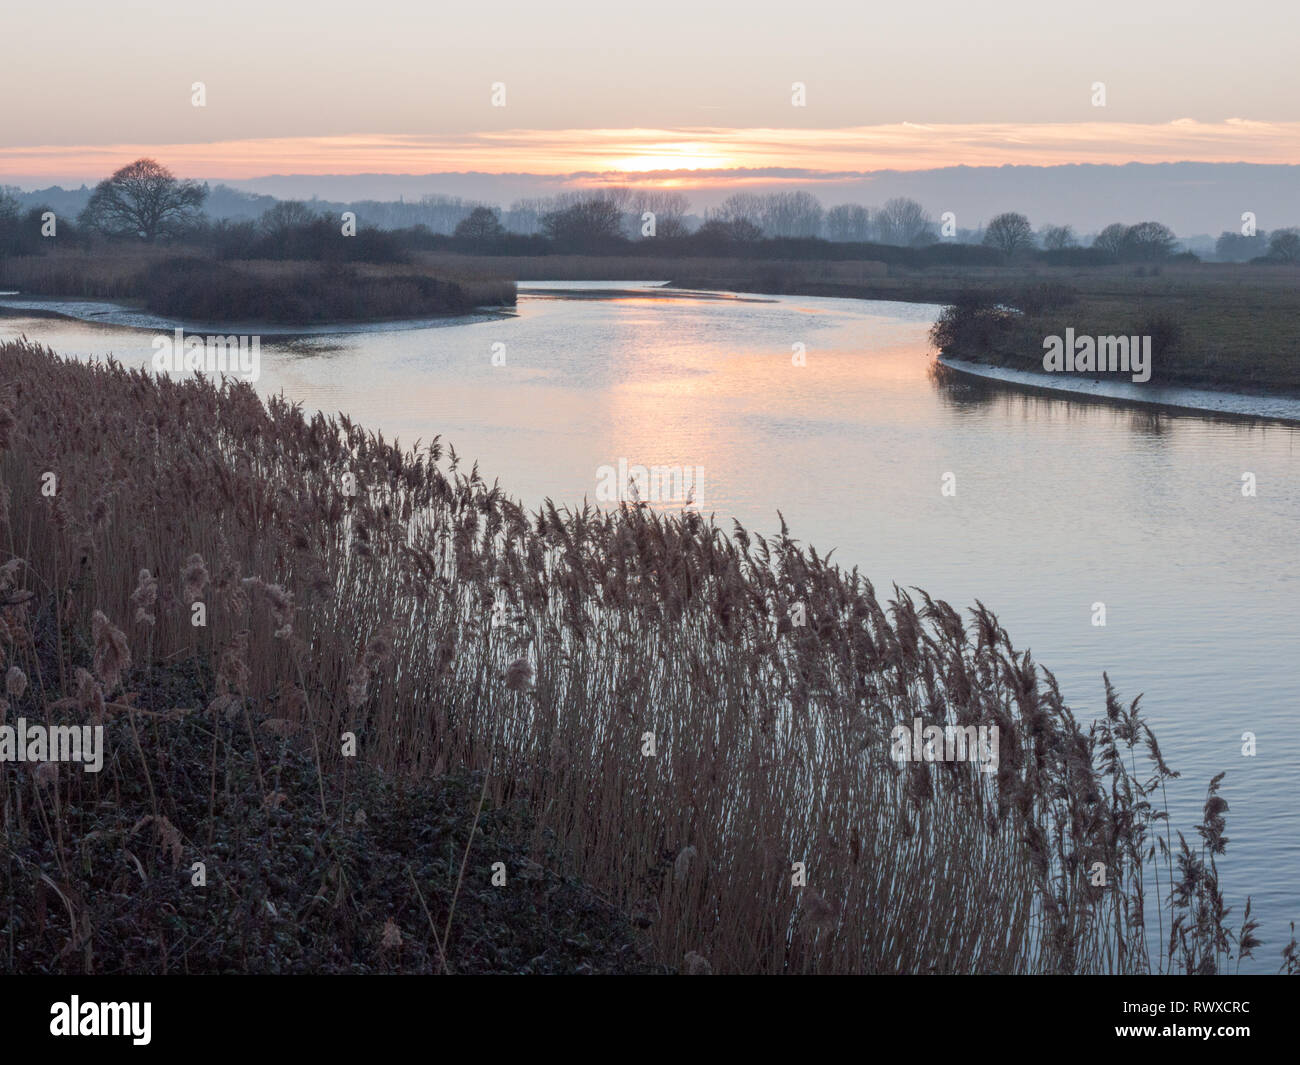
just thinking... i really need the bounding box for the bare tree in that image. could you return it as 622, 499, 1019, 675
759, 191, 824, 238
258, 200, 322, 240
876, 197, 933, 246
540, 197, 625, 249
1092, 223, 1130, 258
503, 198, 549, 234
1041, 224, 1076, 250
78, 158, 206, 242
631, 190, 691, 238
1267, 227, 1300, 263
453, 205, 507, 242
825, 204, 872, 242
696, 216, 763, 243
709, 193, 767, 233
983, 212, 1035, 256
0, 188, 22, 257
552, 187, 633, 212
1121, 221, 1178, 262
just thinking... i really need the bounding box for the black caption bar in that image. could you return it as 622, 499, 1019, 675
0, 975, 1291, 1051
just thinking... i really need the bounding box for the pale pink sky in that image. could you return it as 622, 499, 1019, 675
3, 0, 1297, 186
5, 122, 1300, 188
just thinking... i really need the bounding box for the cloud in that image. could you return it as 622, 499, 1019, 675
4, 120, 1300, 186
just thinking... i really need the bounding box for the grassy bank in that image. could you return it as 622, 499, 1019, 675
684, 262, 1300, 398
917, 263, 1300, 397
2, 339, 1293, 974
0, 248, 515, 324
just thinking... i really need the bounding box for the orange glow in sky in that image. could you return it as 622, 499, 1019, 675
3, 121, 1299, 186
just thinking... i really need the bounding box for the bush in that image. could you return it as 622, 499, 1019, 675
928, 292, 1026, 360
137, 257, 492, 322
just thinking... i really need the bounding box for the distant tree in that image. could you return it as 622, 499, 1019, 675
694, 217, 763, 245
876, 197, 933, 246
1041, 224, 1077, 250
258, 200, 321, 240
983, 212, 1035, 256
824, 204, 872, 242
0, 189, 21, 257
503, 198, 548, 234
710, 193, 766, 234
759, 191, 824, 238
1267, 227, 1300, 263
540, 197, 625, 250
205, 217, 260, 258
630, 190, 691, 238
1092, 223, 1130, 258
1121, 221, 1177, 262
1215, 230, 1268, 262
453, 205, 506, 243
548, 187, 633, 234
78, 158, 206, 242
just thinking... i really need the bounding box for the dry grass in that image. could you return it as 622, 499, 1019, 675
0, 248, 156, 299
0, 339, 1285, 973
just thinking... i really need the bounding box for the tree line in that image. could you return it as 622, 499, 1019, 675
4, 159, 1299, 265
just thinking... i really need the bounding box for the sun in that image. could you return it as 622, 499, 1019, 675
608, 143, 735, 172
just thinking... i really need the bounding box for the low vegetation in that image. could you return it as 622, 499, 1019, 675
2, 339, 1294, 974
926, 265, 1300, 396
0, 250, 514, 324
3, 658, 657, 974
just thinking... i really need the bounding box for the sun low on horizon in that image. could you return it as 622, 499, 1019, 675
606, 142, 740, 173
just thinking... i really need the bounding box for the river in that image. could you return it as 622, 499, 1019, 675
4, 281, 1297, 971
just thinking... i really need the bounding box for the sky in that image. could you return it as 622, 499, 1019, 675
3, 0, 1299, 189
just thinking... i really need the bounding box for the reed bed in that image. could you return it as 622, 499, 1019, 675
0, 339, 1286, 973
0, 249, 155, 299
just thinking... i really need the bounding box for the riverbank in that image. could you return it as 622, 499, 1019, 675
938, 355, 1300, 423
695, 262, 1300, 400
0, 293, 514, 337
0, 248, 515, 324
9, 247, 1296, 397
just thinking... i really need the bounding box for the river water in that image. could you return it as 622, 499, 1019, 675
4, 281, 1297, 971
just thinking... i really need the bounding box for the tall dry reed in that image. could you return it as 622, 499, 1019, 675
0, 339, 1283, 973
